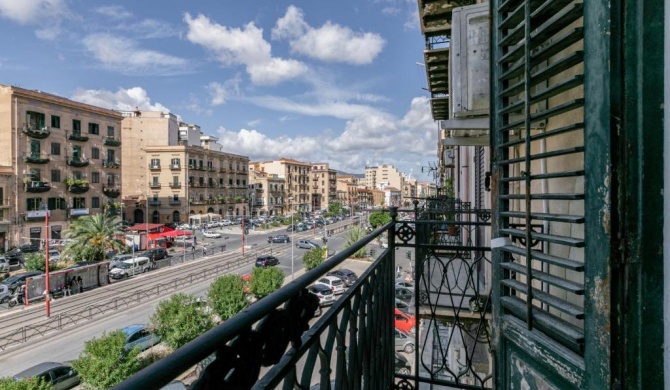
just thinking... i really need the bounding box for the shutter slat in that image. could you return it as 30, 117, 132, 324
500, 262, 585, 294
498, 244, 585, 271
499, 211, 585, 224
499, 227, 585, 247
501, 279, 585, 319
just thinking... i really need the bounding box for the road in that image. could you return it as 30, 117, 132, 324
0, 221, 357, 377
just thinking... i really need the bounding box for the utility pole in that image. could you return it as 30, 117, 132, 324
44, 204, 51, 317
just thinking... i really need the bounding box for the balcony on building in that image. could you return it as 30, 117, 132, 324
169, 199, 182, 206
23, 153, 50, 164
169, 182, 181, 189
103, 160, 120, 169
103, 186, 121, 198
148, 199, 161, 207
22, 124, 50, 139
67, 131, 89, 142
24, 209, 49, 220
103, 137, 121, 147
149, 163, 161, 170
24, 181, 51, 193
66, 157, 90, 167
169, 163, 181, 170
190, 199, 207, 205
149, 181, 161, 189
68, 208, 90, 218
66, 180, 90, 194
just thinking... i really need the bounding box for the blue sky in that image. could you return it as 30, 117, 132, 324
0, 0, 437, 182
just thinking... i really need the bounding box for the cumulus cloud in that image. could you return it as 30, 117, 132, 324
0, 0, 70, 39
70, 86, 170, 112
272, 6, 385, 65
82, 33, 189, 75
206, 76, 242, 106
184, 13, 306, 86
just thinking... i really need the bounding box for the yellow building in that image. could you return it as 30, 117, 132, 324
250, 158, 311, 216
248, 169, 285, 217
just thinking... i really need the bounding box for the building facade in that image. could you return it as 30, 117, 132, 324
309, 163, 337, 213
364, 164, 404, 192
248, 170, 285, 217
250, 159, 311, 216
0, 85, 123, 248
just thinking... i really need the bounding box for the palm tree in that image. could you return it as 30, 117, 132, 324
344, 225, 367, 258
63, 213, 126, 262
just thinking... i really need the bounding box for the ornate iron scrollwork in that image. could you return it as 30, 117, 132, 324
396, 223, 415, 244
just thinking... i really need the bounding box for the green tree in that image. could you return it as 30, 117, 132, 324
303, 247, 326, 271
23, 252, 47, 272
72, 330, 143, 389
208, 275, 248, 321
326, 201, 345, 218
62, 213, 126, 262
149, 293, 215, 350
0, 377, 49, 390
250, 267, 284, 299
368, 211, 391, 228
344, 226, 367, 258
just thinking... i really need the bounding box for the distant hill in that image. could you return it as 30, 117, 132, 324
336, 170, 364, 178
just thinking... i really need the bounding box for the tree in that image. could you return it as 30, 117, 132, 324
208, 275, 248, 321
149, 293, 215, 350
326, 201, 345, 217
72, 330, 143, 389
0, 377, 49, 390
23, 252, 47, 272
369, 211, 391, 229
344, 226, 367, 258
62, 213, 126, 262
303, 247, 326, 271
250, 267, 284, 299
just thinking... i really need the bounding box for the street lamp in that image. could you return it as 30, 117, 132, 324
288, 196, 294, 280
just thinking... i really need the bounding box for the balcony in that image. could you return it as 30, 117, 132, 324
219, 167, 227, 173
149, 163, 161, 170
66, 158, 90, 167
169, 200, 182, 206
190, 199, 207, 205
103, 137, 121, 147
148, 200, 161, 206
149, 181, 162, 189
169, 182, 181, 189
24, 209, 49, 220
67, 132, 89, 142
103, 160, 120, 169
169, 164, 181, 170
69, 208, 90, 217
103, 186, 121, 198
22, 125, 50, 139
24, 181, 50, 193
67, 181, 90, 194
23, 154, 50, 164
117, 205, 492, 389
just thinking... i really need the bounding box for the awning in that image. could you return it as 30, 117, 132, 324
161, 230, 193, 237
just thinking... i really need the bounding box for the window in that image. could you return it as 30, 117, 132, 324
51, 115, 60, 129
50, 142, 60, 156
50, 169, 60, 182
72, 145, 82, 161
72, 119, 81, 132
171, 158, 180, 168
91, 172, 100, 184
47, 197, 66, 210
229, 179, 233, 185
236, 179, 240, 185
88, 123, 99, 135
92, 197, 100, 209
26, 111, 45, 129
152, 176, 159, 186
73, 197, 86, 209
242, 179, 246, 186
107, 149, 115, 162
150, 158, 160, 168
107, 126, 114, 137
107, 174, 116, 186
173, 176, 179, 186
172, 194, 179, 201
30, 140, 41, 157
91, 147, 99, 159
26, 198, 42, 211
73, 171, 83, 180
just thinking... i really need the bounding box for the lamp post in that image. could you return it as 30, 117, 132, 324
241, 206, 245, 256
43, 204, 51, 318
289, 196, 294, 280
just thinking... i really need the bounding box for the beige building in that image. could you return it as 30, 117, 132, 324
0, 85, 123, 248
0, 165, 13, 250
248, 170, 285, 217
250, 158, 311, 216
364, 164, 404, 193
336, 174, 361, 211
309, 163, 337, 213
121, 111, 249, 224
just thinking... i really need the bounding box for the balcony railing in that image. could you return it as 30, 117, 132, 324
103, 160, 120, 168
24, 181, 51, 193
149, 164, 161, 170
169, 164, 181, 170
23, 154, 50, 164
22, 125, 50, 139
169, 200, 182, 206
66, 158, 90, 167
117, 201, 493, 390
67, 132, 89, 142
103, 186, 121, 198
169, 182, 181, 189
104, 137, 121, 147
148, 200, 161, 206
149, 181, 161, 189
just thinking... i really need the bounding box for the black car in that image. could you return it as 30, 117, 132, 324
1, 270, 44, 293
143, 248, 168, 260
394, 352, 411, 375
327, 269, 358, 287
395, 287, 414, 302
255, 255, 280, 267
268, 235, 290, 243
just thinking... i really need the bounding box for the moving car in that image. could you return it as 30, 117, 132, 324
1, 271, 44, 293
327, 269, 358, 287
255, 255, 280, 268
203, 231, 222, 238
307, 284, 336, 316
109, 257, 151, 279
268, 235, 290, 243
395, 298, 410, 314
315, 276, 345, 295
394, 308, 416, 334
13, 362, 80, 390
394, 328, 415, 353
121, 324, 161, 352
296, 240, 320, 250
395, 352, 411, 375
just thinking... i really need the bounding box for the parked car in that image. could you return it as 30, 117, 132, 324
315, 276, 345, 295
0, 284, 11, 304
296, 240, 321, 250
13, 362, 80, 390
203, 231, 222, 238
18, 244, 40, 254
268, 235, 290, 243
109, 257, 151, 279
395, 298, 410, 314
327, 269, 358, 287
176, 224, 193, 230
0, 271, 44, 293
47, 250, 61, 262
307, 284, 336, 309
255, 255, 280, 268
395, 287, 414, 302
394, 328, 415, 353
121, 324, 161, 352
394, 308, 416, 334
66, 261, 98, 269
142, 248, 168, 260
395, 280, 415, 290
206, 222, 220, 229
395, 352, 411, 375
0, 256, 10, 273
4, 250, 23, 265
109, 254, 134, 269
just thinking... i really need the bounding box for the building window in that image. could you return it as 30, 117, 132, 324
26, 198, 42, 211
47, 197, 66, 210
26, 111, 45, 129
73, 119, 81, 132
107, 149, 115, 163
242, 179, 246, 186
152, 176, 160, 186
171, 158, 180, 168
229, 179, 233, 185
91, 172, 100, 184
73, 197, 86, 209
92, 197, 100, 209
173, 176, 179, 186
50, 142, 60, 156
173, 194, 179, 201
91, 147, 99, 159
107, 174, 116, 186
236, 179, 240, 185
30, 140, 41, 157
51, 115, 60, 129
107, 126, 114, 137
72, 171, 84, 180
50, 169, 60, 183
88, 123, 99, 135
150, 158, 160, 168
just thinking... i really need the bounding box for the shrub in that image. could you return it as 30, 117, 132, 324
149, 293, 215, 350
0, 377, 50, 390
303, 247, 326, 271
344, 226, 367, 258
72, 330, 143, 389
250, 267, 284, 299
369, 211, 391, 229
208, 275, 248, 321
23, 252, 47, 272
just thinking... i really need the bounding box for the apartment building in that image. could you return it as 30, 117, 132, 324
248, 169, 285, 217
0, 165, 12, 250
336, 174, 361, 210
364, 164, 404, 193
309, 163, 337, 213
0, 85, 124, 248
250, 158, 311, 216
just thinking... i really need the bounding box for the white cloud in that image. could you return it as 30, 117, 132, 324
247, 119, 262, 127
206, 76, 242, 106
0, 0, 70, 39
70, 86, 170, 112
242, 95, 379, 120
272, 6, 385, 65
93, 5, 132, 20
82, 33, 189, 75
184, 13, 306, 86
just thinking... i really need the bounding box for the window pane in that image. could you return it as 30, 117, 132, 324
73, 119, 81, 132
92, 197, 100, 208
107, 126, 114, 137
91, 172, 100, 184
88, 123, 99, 135
51, 169, 60, 182
50, 142, 60, 155
50, 115, 60, 129
91, 147, 99, 159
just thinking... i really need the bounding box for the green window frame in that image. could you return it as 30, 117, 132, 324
88, 123, 99, 135
30, 140, 41, 158
92, 197, 100, 209
72, 119, 81, 133
107, 126, 114, 137
50, 115, 60, 129
73, 197, 86, 209
26, 111, 45, 129
26, 198, 42, 211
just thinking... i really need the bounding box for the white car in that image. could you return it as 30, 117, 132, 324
206, 222, 220, 229
176, 224, 192, 230
109, 257, 151, 279
315, 276, 345, 295
203, 231, 222, 238
47, 250, 61, 262
0, 256, 10, 273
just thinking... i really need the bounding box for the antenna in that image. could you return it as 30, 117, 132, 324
421, 162, 440, 184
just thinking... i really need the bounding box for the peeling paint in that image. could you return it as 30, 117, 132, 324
592, 274, 611, 379
598, 162, 611, 235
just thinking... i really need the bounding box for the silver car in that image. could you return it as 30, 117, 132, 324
0, 284, 10, 304
394, 328, 415, 353
0, 256, 10, 273
13, 362, 80, 390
